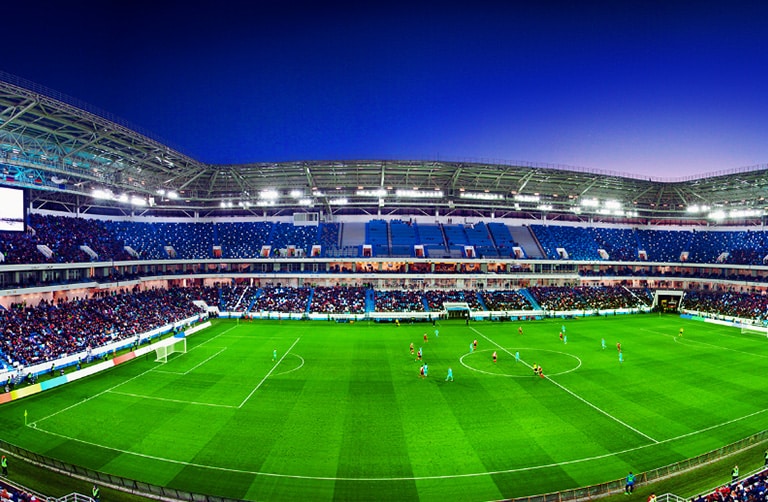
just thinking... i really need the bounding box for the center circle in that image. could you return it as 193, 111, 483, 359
273, 353, 305, 376
459, 348, 581, 377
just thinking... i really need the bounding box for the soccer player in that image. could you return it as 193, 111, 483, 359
532, 363, 539, 375
419, 365, 425, 379
601, 338, 606, 350
518, 326, 523, 335
538, 365, 544, 378
416, 347, 422, 361
679, 327, 684, 337
272, 349, 277, 362
561, 324, 566, 334
492, 351, 497, 363
424, 332, 428, 343
469, 342, 474, 353
617, 342, 621, 353
732, 464, 739, 481
434, 328, 439, 338
559, 331, 563, 342
424, 363, 428, 377
409, 342, 414, 355
515, 351, 520, 363
619, 352, 624, 364
395, 319, 400, 327
473, 339, 478, 351
563, 334, 567, 345
445, 367, 453, 382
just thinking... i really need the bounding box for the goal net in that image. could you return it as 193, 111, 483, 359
739, 324, 768, 338
155, 337, 187, 363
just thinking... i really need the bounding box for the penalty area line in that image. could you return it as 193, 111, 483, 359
238, 337, 301, 409
107, 390, 237, 409
470, 326, 659, 444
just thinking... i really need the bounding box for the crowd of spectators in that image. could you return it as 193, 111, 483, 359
0, 286, 204, 368
374, 290, 425, 312
251, 286, 312, 313
6, 281, 768, 374
219, 284, 251, 312
309, 286, 366, 313
529, 285, 651, 311
692, 468, 767, 502
481, 290, 534, 311
1, 480, 42, 502
424, 289, 464, 310
683, 290, 768, 322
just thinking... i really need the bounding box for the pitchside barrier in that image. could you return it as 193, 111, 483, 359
1, 430, 765, 502
681, 310, 768, 336
510, 430, 768, 502
228, 307, 653, 322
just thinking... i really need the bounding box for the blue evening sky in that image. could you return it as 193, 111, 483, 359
4, 1, 768, 178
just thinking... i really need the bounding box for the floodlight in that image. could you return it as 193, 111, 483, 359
396, 189, 443, 198
708, 210, 726, 220
260, 190, 279, 200
356, 189, 388, 197
460, 192, 503, 201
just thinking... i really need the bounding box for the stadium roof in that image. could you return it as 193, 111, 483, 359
1, 73, 767, 223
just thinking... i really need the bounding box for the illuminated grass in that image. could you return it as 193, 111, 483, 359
1, 315, 766, 501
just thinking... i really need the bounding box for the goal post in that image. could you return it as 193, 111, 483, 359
154, 337, 187, 363
739, 324, 768, 338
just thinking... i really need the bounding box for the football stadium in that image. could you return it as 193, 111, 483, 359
0, 70, 768, 502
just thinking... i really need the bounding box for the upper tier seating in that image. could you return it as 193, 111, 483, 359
3, 214, 768, 264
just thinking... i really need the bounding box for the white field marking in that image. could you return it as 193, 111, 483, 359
27, 405, 768, 482
193, 324, 240, 348
29, 364, 161, 426
459, 349, 581, 378
152, 348, 228, 376
107, 390, 237, 409
29, 325, 239, 426
273, 354, 305, 377
642, 327, 768, 359
238, 337, 301, 409
470, 326, 659, 444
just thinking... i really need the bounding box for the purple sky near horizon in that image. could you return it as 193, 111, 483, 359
4, 1, 768, 178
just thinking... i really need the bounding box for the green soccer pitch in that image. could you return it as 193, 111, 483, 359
1, 315, 767, 501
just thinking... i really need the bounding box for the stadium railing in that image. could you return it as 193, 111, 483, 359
509, 429, 768, 502
0, 440, 245, 502
2, 430, 767, 502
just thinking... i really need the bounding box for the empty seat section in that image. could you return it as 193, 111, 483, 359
390, 219, 417, 256
365, 219, 389, 256
415, 223, 447, 258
